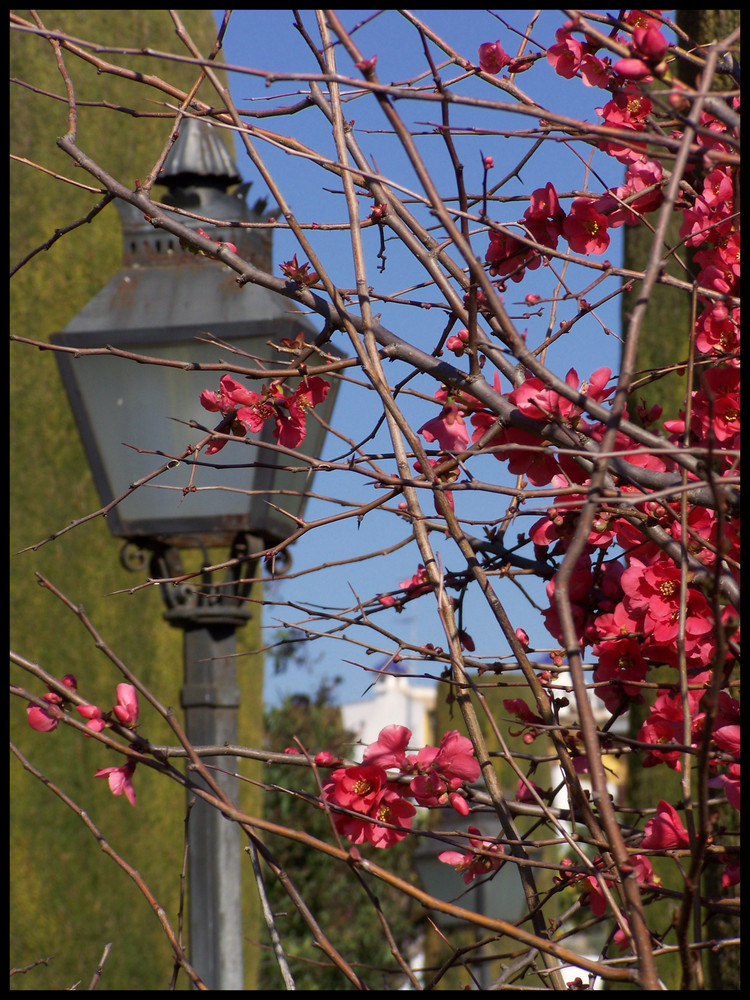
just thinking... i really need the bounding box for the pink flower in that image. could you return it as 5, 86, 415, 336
365, 789, 416, 848
478, 40, 510, 75
269, 376, 330, 448
632, 25, 668, 63
445, 328, 469, 356
398, 565, 432, 598
362, 725, 412, 770
324, 765, 388, 813
613, 57, 653, 80
418, 400, 470, 451
640, 800, 690, 849
112, 684, 139, 728
562, 197, 610, 255
515, 628, 530, 649
448, 791, 470, 816
596, 92, 651, 163
202, 373, 330, 452
95, 760, 137, 807
26, 675, 79, 732
714, 764, 740, 811
438, 826, 504, 884
546, 28, 583, 79
597, 159, 664, 227
579, 53, 611, 88
77, 703, 107, 733
429, 730, 480, 784
27, 693, 64, 732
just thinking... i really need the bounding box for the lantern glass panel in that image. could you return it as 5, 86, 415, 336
52, 321, 339, 546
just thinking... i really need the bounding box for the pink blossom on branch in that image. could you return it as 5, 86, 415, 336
27, 693, 65, 732
112, 683, 139, 728
562, 197, 611, 255
26, 674, 78, 732
95, 760, 137, 807
546, 28, 584, 79
478, 40, 510, 75
640, 800, 690, 850
438, 826, 505, 884
362, 725, 412, 770
200, 374, 330, 452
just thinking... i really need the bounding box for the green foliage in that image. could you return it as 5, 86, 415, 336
10, 10, 263, 990
257, 684, 425, 990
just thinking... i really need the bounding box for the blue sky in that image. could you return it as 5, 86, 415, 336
207, 11, 649, 706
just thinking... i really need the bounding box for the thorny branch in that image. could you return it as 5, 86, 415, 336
11, 9, 740, 991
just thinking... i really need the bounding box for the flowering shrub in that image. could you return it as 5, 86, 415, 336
12, 8, 740, 992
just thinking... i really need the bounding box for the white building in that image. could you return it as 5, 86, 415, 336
339, 668, 437, 761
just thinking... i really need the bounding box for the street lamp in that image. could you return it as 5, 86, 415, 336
50, 119, 339, 989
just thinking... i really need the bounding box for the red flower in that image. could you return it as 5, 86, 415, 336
478, 40, 510, 75
324, 764, 388, 813
429, 729, 480, 784
201, 373, 330, 453
546, 28, 583, 79
323, 763, 416, 849
562, 197, 610, 255
362, 725, 412, 770
592, 636, 648, 712
640, 800, 690, 850
365, 789, 416, 848
523, 182, 566, 251
418, 398, 469, 451
486, 227, 540, 281
268, 376, 330, 448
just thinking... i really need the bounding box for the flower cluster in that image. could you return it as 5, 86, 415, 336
376, 18, 741, 902
26, 673, 78, 732
27, 679, 140, 807
321, 725, 480, 849
200, 372, 330, 452
476, 17, 741, 894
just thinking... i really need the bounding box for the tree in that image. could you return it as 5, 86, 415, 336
11, 10, 740, 991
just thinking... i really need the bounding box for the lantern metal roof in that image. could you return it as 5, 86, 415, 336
51, 119, 340, 548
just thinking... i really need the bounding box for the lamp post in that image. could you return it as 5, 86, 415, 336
51, 119, 338, 989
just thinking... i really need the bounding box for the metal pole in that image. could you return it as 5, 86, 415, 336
180, 620, 244, 990
152, 538, 257, 991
